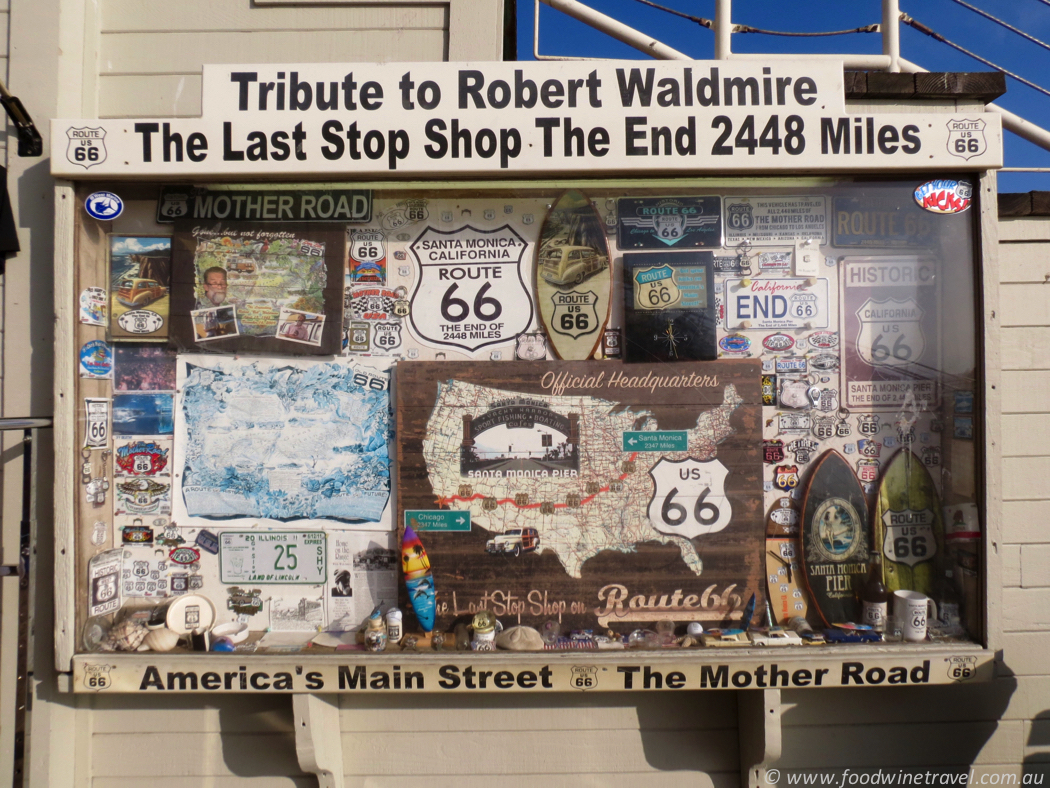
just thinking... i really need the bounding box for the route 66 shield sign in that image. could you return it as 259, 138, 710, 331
646, 457, 731, 539
946, 118, 987, 161
774, 464, 799, 491
66, 126, 107, 169
83, 664, 112, 691
408, 224, 532, 354
350, 229, 386, 283
550, 290, 600, 340
633, 265, 680, 309
570, 665, 598, 691
726, 202, 754, 233
372, 321, 402, 353
856, 298, 925, 367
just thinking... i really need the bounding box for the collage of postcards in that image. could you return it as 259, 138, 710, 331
75, 179, 984, 657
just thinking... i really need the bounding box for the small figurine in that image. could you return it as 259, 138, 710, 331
364, 606, 388, 652
385, 607, 403, 645
471, 610, 497, 651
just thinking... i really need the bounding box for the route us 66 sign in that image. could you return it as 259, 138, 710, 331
946, 118, 987, 161
856, 298, 925, 367
66, 126, 107, 169
646, 458, 731, 539
570, 665, 599, 690
408, 224, 533, 354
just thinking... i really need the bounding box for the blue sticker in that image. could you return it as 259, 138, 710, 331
85, 191, 124, 221
79, 340, 113, 379
954, 391, 974, 414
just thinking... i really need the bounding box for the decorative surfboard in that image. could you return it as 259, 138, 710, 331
534, 190, 611, 360
799, 450, 872, 627
402, 524, 436, 635
873, 448, 944, 596
765, 496, 809, 625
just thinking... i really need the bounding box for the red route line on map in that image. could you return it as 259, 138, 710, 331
436, 452, 640, 510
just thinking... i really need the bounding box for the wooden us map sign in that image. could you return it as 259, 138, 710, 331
395, 359, 762, 633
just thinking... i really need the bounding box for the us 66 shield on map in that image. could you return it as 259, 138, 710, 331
408, 224, 533, 355
647, 458, 732, 539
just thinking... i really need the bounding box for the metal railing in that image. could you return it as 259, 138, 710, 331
533, 0, 1050, 154
0, 417, 51, 788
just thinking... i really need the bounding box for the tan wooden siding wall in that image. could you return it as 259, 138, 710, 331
97, 1, 450, 118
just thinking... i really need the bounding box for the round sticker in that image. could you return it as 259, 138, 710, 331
914, 179, 972, 214
85, 191, 124, 221
79, 340, 113, 379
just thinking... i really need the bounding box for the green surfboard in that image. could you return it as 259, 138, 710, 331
873, 448, 944, 596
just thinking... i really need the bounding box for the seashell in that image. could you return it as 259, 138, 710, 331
140, 627, 180, 652
100, 617, 149, 652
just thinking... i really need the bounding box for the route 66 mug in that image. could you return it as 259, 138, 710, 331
894, 590, 937, 642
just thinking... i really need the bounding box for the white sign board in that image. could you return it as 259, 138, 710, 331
52, 60, 1002, 179
219, 531, 326, 584
724, 277, 830, 330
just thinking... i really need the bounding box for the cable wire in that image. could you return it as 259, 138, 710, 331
901, 13, 1050, 100
945, 0, 1050, 54
627, 0, 712, 28
733, 23, 880, 36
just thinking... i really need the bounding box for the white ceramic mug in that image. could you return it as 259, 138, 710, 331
894, 590, 938, 642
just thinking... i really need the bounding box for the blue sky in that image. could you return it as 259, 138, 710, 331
519, 0, 1050, 193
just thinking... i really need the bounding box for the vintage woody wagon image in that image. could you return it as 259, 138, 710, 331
47, 55, 1012, 742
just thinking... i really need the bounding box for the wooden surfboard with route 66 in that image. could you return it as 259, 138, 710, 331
765, 495, 810, 625
873, 448, 944, 596
799, 450, 872, 627
534, 190, 611, 360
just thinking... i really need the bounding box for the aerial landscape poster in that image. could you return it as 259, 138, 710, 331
396, 359, 763, 632
173, 354, 392, 530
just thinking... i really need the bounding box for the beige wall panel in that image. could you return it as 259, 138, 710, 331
100, 1, 447, 33
782, 679, 1021, 725
1005, 543, 1022, 586
1002, 633, 1050, 674
341, 729, 738, 775
1002, 414, 1050, 456
95, 780, 315, 788
999, 284, 1050, 327
339, 691, 736, 731
1004, 676, 1050, 721
0, 14, 8, 57
777, 721, 1023, 768
1000, 219, 1050, 242
1002, 327, 1050, 370
99, 74, 203, 118
1002, 500, 1050, 543
1003, 588, 1050, 631
1026, 719, 1050, 761
1021, 544, 1050, 588
346, 773, 739, 785
1003, 457, 1050, 501
339, 775, 739, 788
90, 694, 296, 733
999, 241, 1050, 284
1002, 371, 1050, 414
100, 30, 445, 75
91, 732, 307, 778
